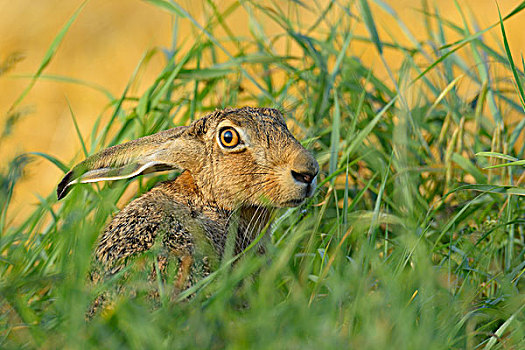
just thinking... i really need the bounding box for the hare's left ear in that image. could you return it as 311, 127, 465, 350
57, 124, 206, 200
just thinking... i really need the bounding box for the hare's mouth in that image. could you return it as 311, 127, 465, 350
281, 198, 306, 207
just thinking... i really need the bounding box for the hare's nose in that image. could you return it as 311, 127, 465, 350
291, 149, 319, 184
291, 169, 316, 184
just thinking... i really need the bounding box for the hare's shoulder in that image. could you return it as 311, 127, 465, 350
95, 171, 230, 266
95, 181, 199, 265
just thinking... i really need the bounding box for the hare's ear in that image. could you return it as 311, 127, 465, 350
57, 126, 205, 200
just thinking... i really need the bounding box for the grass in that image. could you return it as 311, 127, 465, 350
1, 0, 524, 348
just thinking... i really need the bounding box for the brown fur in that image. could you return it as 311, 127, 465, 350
59, 107, 319, 311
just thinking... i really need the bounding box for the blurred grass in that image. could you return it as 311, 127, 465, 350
1, 0, 524, 349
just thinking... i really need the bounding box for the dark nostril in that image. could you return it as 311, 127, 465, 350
291, 170, 315, 184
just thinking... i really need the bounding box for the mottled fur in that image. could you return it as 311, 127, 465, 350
58, 107, 318, 312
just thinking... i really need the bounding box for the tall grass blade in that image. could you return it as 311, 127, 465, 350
498, 4, 525, 110
358, 0, 383, 54
27, 152, 69, 173
7, 1, 88, 113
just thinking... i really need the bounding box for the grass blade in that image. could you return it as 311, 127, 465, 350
6, 1, 88, 113
27, 152, 69, 173
498, 3, 525, 110
359, 0, 383, 54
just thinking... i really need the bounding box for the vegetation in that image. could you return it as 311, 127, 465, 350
1, 0, 524, 348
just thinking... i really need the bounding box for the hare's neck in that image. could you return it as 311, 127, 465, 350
235, 206, 273, 254
166, 171, 273, 254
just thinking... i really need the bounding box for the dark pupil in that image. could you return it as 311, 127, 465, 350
223, 130, 233, 144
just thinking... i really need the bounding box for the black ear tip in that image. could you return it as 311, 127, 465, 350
57, 171, 73, 200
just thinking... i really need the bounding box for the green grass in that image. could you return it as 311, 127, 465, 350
1, 0, 524, 349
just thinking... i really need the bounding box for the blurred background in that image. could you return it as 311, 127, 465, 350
1, 0, 524, 223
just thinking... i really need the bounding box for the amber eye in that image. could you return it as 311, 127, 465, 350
219, 127, 240, 148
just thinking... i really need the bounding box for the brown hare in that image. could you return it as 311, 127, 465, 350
57, 107, 318, 309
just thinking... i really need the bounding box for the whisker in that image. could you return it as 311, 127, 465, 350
241, 206, 265, 252
234, 172, 271, 176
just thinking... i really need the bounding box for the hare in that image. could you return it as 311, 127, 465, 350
57, 107, 318, 305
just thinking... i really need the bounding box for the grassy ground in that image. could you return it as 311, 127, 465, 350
1, 1, 524, 349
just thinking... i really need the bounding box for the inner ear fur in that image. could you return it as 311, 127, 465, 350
57, 124, 206, 200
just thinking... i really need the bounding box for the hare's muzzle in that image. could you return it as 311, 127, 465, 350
289, 149, 319, 200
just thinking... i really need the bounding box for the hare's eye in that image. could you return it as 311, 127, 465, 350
219, 127, 240, 148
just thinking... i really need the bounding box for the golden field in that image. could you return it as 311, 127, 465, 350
1, 0, 524, 223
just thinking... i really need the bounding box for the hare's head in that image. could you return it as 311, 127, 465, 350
58, 107, 319, 210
